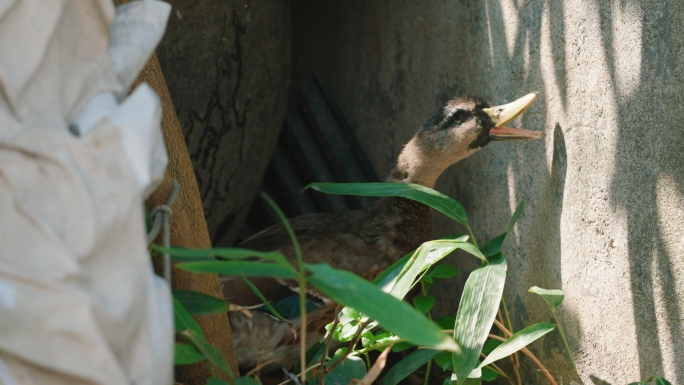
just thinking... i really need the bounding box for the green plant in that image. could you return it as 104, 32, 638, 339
155, 182, 565, 385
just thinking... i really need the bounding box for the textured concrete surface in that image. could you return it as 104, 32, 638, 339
292, 1, 684, 383
156, 0, 291, 247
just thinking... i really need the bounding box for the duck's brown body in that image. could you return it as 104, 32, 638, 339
226, 196, 431, 371
223, 92, 543, 373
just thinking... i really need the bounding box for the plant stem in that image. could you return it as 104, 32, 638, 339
467, 226, 479, 249
500, 297, 521, 385
352, 339, 407, 356
364, 352, 371, 369
491, 320, 558, 385
261, 192, 308, 384
551, 309, 580, 378
420, 281, 433, 385
320, 306, 341, 371
423, 359, 432, 385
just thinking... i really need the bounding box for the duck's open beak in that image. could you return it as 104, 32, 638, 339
484, 92, 544, 141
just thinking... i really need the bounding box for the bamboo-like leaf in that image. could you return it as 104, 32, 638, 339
177, 260, 298, 279
206, 378, 230, 385
173, 290, 228, 316
173, 296, 204, 337
305, 182, 469, 226
175, 343, 204, 365
480, 200, 524, 257
239, 277, 289, 322
307, 263, 460, 352
413, 295, 436, 314
425, 265, 461, 280
478, 322, 555, 368
372, 235, 470, 294
181, 328, 234, 378
481, 366, 498, 382
529, 286, 565, 310
380, 349, 440, 385
315, 356, 367, 385
154, 244, 295, 271
452, 253, 507, 385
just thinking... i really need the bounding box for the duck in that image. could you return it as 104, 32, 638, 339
221, 92, 543, 373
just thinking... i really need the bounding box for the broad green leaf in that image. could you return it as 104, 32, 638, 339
312, 355, 366, 385
380, 349, 440, 385
307, 263, 460, 352
178, 260, 298, 279
305, 182, 469, 226
480, 233, 506, 257
153, 245, 292, 269
481, 366, 498, 382
436, 314, 456, 330
172, 290, 228, 315
391, 342, 415, 352
481, 338, 503, 355
390, 240, 483, 301
181, 329, 234, 378
206, 379, 230, 385
173, 297, 204, 337
452, 253, 507, 385
654, 377, 673, 385
480, 200, 524, 256
373, 235, 469, 294
434, 351, 453, 371
413, 295, 436, 314
478, 322, 555, 368
529, 286, 565, 310
426, 264, 461, 280
175, 343, 204, 365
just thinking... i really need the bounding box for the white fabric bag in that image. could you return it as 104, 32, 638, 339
0, 1, 174, 384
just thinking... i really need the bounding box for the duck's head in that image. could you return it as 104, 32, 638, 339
390, 92, 543, 188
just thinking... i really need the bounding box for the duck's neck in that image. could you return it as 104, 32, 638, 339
387, 137, 455, 188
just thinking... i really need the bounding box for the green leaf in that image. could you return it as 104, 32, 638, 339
434, 351, 453, 371
240, 277, 288, 321
452, 253, 507, 385
481, 366, 498, 382
173, 297, 204, 337
529, 286, 565, 310
480, 233, 506, 257
380, 349, 440, 385
175, 343, 204, 365
426, 264, 461, 280
172, 290, 228, 316
481, 338, 502, 355
480, 199, 524, 256
177, 260, 298, 279
413, 295, 436, 314
307, 263, 460, 352
305, 182, 469, 226
436, 314, 456, 330
651, 376, 673, 385
389, 240, 483, 302
181, 328, 234, 378
313, 355, 367, 385
153, 245, 292, 269
479, 322, 555, 368
391, 342, 415, 352
206, 378, 230, 385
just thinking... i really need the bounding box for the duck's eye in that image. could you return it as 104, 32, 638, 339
444, 110, 465, 127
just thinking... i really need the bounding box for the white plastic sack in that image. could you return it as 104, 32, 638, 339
0, 1, 174, 384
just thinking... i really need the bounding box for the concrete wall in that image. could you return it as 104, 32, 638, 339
157, 0, 291, 247
292, 1, 684, 383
